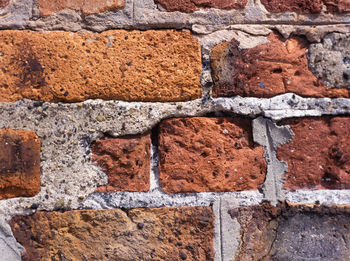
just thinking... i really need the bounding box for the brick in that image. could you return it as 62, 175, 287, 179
92, 133, 151, 192
261, 0, 323, 13
38, 0, 125, 16
155, 0, 247, 13
10, 207, 214, 261
158, 117, 266, 193
0, 0, 9, 8
0, 30, 201, 102
211, 33, 350, 98
324, 0, 350, 12
230, 202, 350, 260
0, 129, 40, 199
277, 117, 350, 190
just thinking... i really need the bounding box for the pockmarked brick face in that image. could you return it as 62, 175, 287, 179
0, 30, 201, 102
38, 0, 125, 16
211, 33, 350, 99
158, 117, 266, 193
0, 129, 40, 199
324, 0, 350, 13
277, 117, 350, 190
230, 202, 350, 260
92, 133, 151, 192
155, 0, 247, 13
10, 207, 214, 261
0, 0, 9, 8
260, 0, 323, 13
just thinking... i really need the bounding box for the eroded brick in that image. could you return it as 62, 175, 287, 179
155, 0, 247, 13
230, 202, 350, 260
92, 133, 151, 192
0, 129, 40, 199
261, 0, 323, 13
277, 117, 350, 190
158, 117, 266, 193
211, 33, 350, 98
324, 0, 350, 12
0, 30, 201, 102
10, 207, 214, 261
38, 0, 125, 16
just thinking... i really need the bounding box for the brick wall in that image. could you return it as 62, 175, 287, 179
0, 0, 350, 260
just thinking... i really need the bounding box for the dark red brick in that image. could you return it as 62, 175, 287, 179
261, 0, 323, 13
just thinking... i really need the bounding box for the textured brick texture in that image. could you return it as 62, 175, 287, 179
0, 0, 9, 8
10, 207, 214, 261
324, 0, 350, 12
230, 202, 350, 260
155, 0, 247, 13
211, 33, 350, 98
0, 129, 40, 199
277, 117, 350, 190
158, 117, 266, 193
38, 0, 125, 16
92, 133, 151, 192
0, 30, 201, 102
261, 0, 323, 13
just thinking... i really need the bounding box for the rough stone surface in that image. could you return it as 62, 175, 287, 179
309, 33, 350, 90
0, 0, 9, 8
211, 33, 350, 98
230, 202, 350, 260
10, 207, 214, 261
0, 129, 40, 200
155, 0, 247, 13
278, 117, 350, 190
38, 0, 125, 16
158, 117, 266, 193
92, 133, 151, 192
324, 0, 350, 12
0, 30, 201, 102
261, 0, 323, 13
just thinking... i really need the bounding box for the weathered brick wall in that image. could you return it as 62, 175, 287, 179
0, 0, 350, 260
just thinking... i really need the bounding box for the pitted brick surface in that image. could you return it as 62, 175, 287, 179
92, 133, 151, 192
0, 129, 40, 199
230, 202, 350, 260
38, 0, 125, 16
158, 117, 266, 193
155, 0, 247, 13
211, 33, 349, 98
10, 207, 214, 261
0, 30, 201, 102
261, 0, 323, 13
324, 0, 350, 12
277, 117, 350, 190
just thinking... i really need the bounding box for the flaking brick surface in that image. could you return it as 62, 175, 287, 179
10, 207, 214, 261
0, 30, 201, 102
158, 117, 266, 193
92, 133, 151, 192
0, 128, 41, 199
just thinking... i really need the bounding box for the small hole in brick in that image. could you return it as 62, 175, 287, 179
272, 68, 283, 73
294, 71, 301, 76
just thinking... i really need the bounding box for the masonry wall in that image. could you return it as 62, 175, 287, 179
0, 0, 350, 260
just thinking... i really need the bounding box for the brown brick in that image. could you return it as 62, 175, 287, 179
158, 117, 266, 193
324, 0, 350, 12
229, 202, 350, 260
211, 33, 350, 98
38, 0, 125, 16
277, 117, 350, 190
261, 0, 323, 13
0, 30, 201, 102
10, 207, 214, 261
92, 133, 151, 192
0, 0, 9, 8
155, 0, 247, 13
0, 129, 40, 199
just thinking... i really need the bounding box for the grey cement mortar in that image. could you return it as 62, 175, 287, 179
0, 0, 32, 29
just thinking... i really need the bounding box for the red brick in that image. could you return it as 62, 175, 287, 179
0, 30, 201, 102
261, 0, 323, 13
155, 0, 247, 13
158, 117, 266, 193
92, 133, 151, 192
0, 129, 40, 199
211, 33, 350, 98
230, 202, 350, 260
38, 0, 125, 16
324, 0, 350, 12
10, 207, 214, 261
277, 117, 350, 190
0, 0, 9, 8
